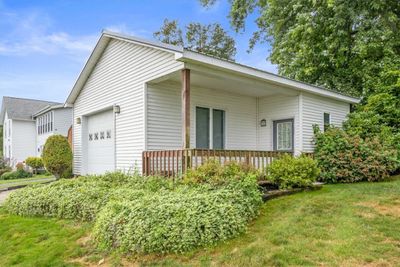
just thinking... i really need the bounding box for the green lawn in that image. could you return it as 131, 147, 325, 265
1, 176, 399, 266
0, 175, 55, 189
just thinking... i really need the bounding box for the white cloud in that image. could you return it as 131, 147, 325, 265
0, 10, 97, 58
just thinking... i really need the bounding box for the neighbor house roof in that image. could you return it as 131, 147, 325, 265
0, 96, 61, 124
66, 30, 360, 105
32, 104, 69, 118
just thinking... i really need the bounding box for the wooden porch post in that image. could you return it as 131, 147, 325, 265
182, 69, 190, 149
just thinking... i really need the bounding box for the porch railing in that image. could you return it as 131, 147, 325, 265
142, 149, 292, 177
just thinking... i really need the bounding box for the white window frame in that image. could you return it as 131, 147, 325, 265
195, 106, 226, 149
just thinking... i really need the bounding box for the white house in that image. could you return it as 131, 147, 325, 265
65, 31, 359, 176
1, 97, 72, 167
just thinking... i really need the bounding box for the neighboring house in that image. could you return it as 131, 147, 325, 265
0, 97, 72, 167
65, 31, 359, 176
33, 104, 73, 156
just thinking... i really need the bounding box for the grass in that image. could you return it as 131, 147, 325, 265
0, 175, 55, 189
1, 176, 399, 266
0, 209, 91, 267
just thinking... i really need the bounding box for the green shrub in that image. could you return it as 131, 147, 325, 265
266, 154, 319, 189
183, 160, 260, 185
313, 126, 399, 183
42, 135, 73, 179
0, 167, 12, 177
25, 157, 44, 174
1, 169, 33, 180
93, 177, 262, 254
5, 170, 263, 254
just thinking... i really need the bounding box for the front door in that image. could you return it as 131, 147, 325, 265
273, 119, 294, 152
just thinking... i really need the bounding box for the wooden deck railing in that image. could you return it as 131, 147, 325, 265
142, 149, 292, 177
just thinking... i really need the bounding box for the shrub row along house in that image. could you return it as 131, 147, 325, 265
1, 96, 72, 167
64, 31, 359, 176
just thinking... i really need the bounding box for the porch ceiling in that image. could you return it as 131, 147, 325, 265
148, 68, 298, 98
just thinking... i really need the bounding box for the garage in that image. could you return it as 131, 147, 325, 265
86, 109, 115, 174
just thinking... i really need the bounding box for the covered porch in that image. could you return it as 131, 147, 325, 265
143, 62, 302, 176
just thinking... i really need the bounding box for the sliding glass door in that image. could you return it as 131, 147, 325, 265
196, 107, 225, 149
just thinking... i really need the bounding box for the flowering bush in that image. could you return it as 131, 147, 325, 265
313, 126, 399, 183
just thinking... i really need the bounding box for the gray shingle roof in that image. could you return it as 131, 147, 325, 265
0, 97, 61, 124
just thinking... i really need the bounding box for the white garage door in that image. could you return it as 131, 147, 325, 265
87, 110, 115, 174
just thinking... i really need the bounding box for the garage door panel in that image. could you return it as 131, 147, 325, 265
87, 110, 115, 174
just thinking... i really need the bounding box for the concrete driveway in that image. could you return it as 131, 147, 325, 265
0, 190, 12, 205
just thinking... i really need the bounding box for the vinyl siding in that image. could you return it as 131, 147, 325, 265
73, 39, 183, 174
54, 108, 72, 136
147, 82, 258, 150
12, 120, 36, 165
301, 92, 351, 152
257, 94, 300, 154
3, 112, 12, 160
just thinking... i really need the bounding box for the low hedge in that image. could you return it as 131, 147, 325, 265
5, 170, 262, 254
94, 181, 261, 253
267, 154, 320, 189
1, 169, 32, 180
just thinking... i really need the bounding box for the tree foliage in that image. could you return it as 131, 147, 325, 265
154, 19, 237, 60
200, 0, 400, 96
42, 135, 73, 179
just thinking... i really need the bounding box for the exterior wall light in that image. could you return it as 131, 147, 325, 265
76, 117, 81, 125
113, 105, 121, 114
260, 119, 267, 127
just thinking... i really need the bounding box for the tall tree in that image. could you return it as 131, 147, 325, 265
201, 0, 400, 96
154, 19, 237, 61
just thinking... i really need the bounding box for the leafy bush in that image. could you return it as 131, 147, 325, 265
94, 176, 262, 254
25, 157, 44, 174
42, 135, 73, 179
313, 126, 399, 183
1, 169, 33, 180
266, 154, 319, 189
5, 170, 262, 254
183, 160, 260, 185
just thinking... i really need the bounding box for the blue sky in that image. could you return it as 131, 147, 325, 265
0, 0, 276, 103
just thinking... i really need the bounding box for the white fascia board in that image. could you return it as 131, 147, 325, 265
176, 50, 360, 104
33, 104, 66, 118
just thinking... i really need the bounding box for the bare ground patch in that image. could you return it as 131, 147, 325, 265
356, 200, 400, 218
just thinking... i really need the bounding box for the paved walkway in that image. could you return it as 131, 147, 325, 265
0, 190, 12, 205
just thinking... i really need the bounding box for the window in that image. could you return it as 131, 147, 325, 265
213, 109, 225, 149
37, 112, 54, 135
196, 107, 225, 149
324, 113, 330, 132
273, 119, 294, 152
196, 107, 210, 149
